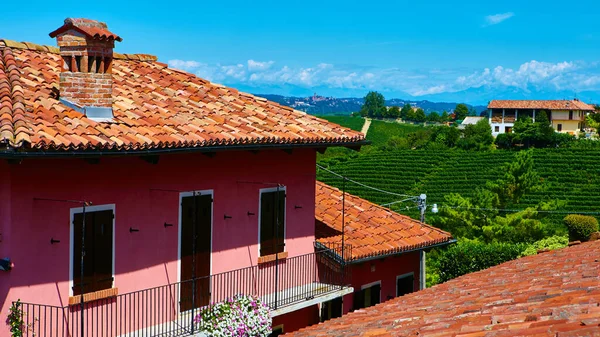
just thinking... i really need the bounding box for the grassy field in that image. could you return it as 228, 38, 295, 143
317, 148, 600, 226
366, 120, 427, 147
317, 115, 365, 132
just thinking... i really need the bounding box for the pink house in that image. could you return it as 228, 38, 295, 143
0, 18, 366, 337
314, 182, 454, 321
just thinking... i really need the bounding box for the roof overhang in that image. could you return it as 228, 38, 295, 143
0, 139, 371, 159
318, 239, 457, 265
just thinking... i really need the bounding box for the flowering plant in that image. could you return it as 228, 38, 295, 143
5, 300, 25, 337
194, 294, 272, 337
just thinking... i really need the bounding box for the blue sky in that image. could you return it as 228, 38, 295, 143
2, 0, 600, 104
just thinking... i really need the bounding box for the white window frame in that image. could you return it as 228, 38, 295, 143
258, 186, 287, 257
69, 204, 116, 297
361, 280, 381, 306
396, 272, 415, 297
177, 190, 214, 284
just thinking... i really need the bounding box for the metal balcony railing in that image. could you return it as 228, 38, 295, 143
14, 244, 350, 337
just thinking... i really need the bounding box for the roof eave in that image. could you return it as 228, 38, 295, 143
346, 238, 457, 265
0, 139, 371, 159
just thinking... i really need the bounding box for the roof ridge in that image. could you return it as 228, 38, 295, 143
0, 39, 158, 62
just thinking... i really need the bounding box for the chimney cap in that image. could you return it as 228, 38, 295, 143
49, 18, 122, 42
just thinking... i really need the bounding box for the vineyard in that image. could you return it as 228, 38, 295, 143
317, 148, 600, 225
365, 120, 427, 147
317, 115, 365, 132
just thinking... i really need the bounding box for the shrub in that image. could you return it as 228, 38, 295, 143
563, 214, 599, 241
494, 133, 514, 149
521, 235, 569, 256
194, 294, 271, 337
436, 240, 526, 283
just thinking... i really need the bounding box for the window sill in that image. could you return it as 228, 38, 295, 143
69, 288, 118, 306
258, 252, 288, 264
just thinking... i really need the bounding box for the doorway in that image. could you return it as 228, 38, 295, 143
179, 192, 213, 311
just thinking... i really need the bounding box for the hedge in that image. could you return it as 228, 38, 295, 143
437, 241, 527, 283
564, 214, 599, 241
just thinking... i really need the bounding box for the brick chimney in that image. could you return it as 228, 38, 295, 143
49, 18, 122, 119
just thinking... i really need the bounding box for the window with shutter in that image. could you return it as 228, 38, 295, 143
259, 188, 286, 257
72, 208, 114, 296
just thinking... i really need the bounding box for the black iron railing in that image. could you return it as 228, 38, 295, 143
15, 244, 350, 337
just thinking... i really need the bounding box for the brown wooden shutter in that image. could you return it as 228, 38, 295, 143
93, 210, 114, 292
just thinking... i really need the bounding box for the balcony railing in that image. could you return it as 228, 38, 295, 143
15, 244, 350, 337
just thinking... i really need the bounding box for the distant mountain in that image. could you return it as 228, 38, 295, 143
254, 94, 487, 115
414, 85, 600, 106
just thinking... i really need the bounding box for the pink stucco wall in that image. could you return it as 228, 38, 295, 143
342, 252, 421, 314
0, 149, 317, 337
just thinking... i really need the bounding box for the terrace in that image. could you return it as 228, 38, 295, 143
15, 244, 352, 337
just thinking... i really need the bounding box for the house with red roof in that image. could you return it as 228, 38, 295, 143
0, 18, 368, 337
287, 240, 600, 337
314, 182, 453, 325
487, 99, 595, 136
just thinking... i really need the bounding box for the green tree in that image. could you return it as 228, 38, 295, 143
486, 150, 540, 206
388, 106, 401, 119
454, 103, 469, 121
458, 118, 494, 150
512, 111, 558, 148
415, 108, 426, 123
585, 113, 600, 133
428, 111, 440, 123
400, 103, 413, 120
435, 150, 560, 243
440, 111, 450, 123
359, 91, 386, 118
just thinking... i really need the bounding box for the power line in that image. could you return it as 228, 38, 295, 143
398, 204, 600, 215
317, 164, 412, 198
317, 165, 600, 216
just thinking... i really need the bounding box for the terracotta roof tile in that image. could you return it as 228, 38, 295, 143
287, 241, 600, 337
49, 18, 122, 42
488, 100, 595, 111
315, 181, 453, 261
0, 40, 365, 153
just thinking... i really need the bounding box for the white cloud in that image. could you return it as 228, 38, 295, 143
247, 60, 275, 72
484, 12, 515, 26
167, 57, 600, 99
168, 59, 202, 70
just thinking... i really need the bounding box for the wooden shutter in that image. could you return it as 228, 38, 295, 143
93, 210, 114, 292
72, 212, 96, 296
353, 289, 364, 311
260, 192, 275, 256
72, 210, 113, 296
371, 283, 381, 306
260, 190, 286, 256
275, 190, 285, 254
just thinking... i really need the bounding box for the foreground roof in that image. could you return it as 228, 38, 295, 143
488, 99, 595, 111
315, 181, 453, 262
0, 40, 365, 154
287, 240, 600, 336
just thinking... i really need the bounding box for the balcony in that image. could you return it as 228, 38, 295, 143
14, 244, 352, 337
